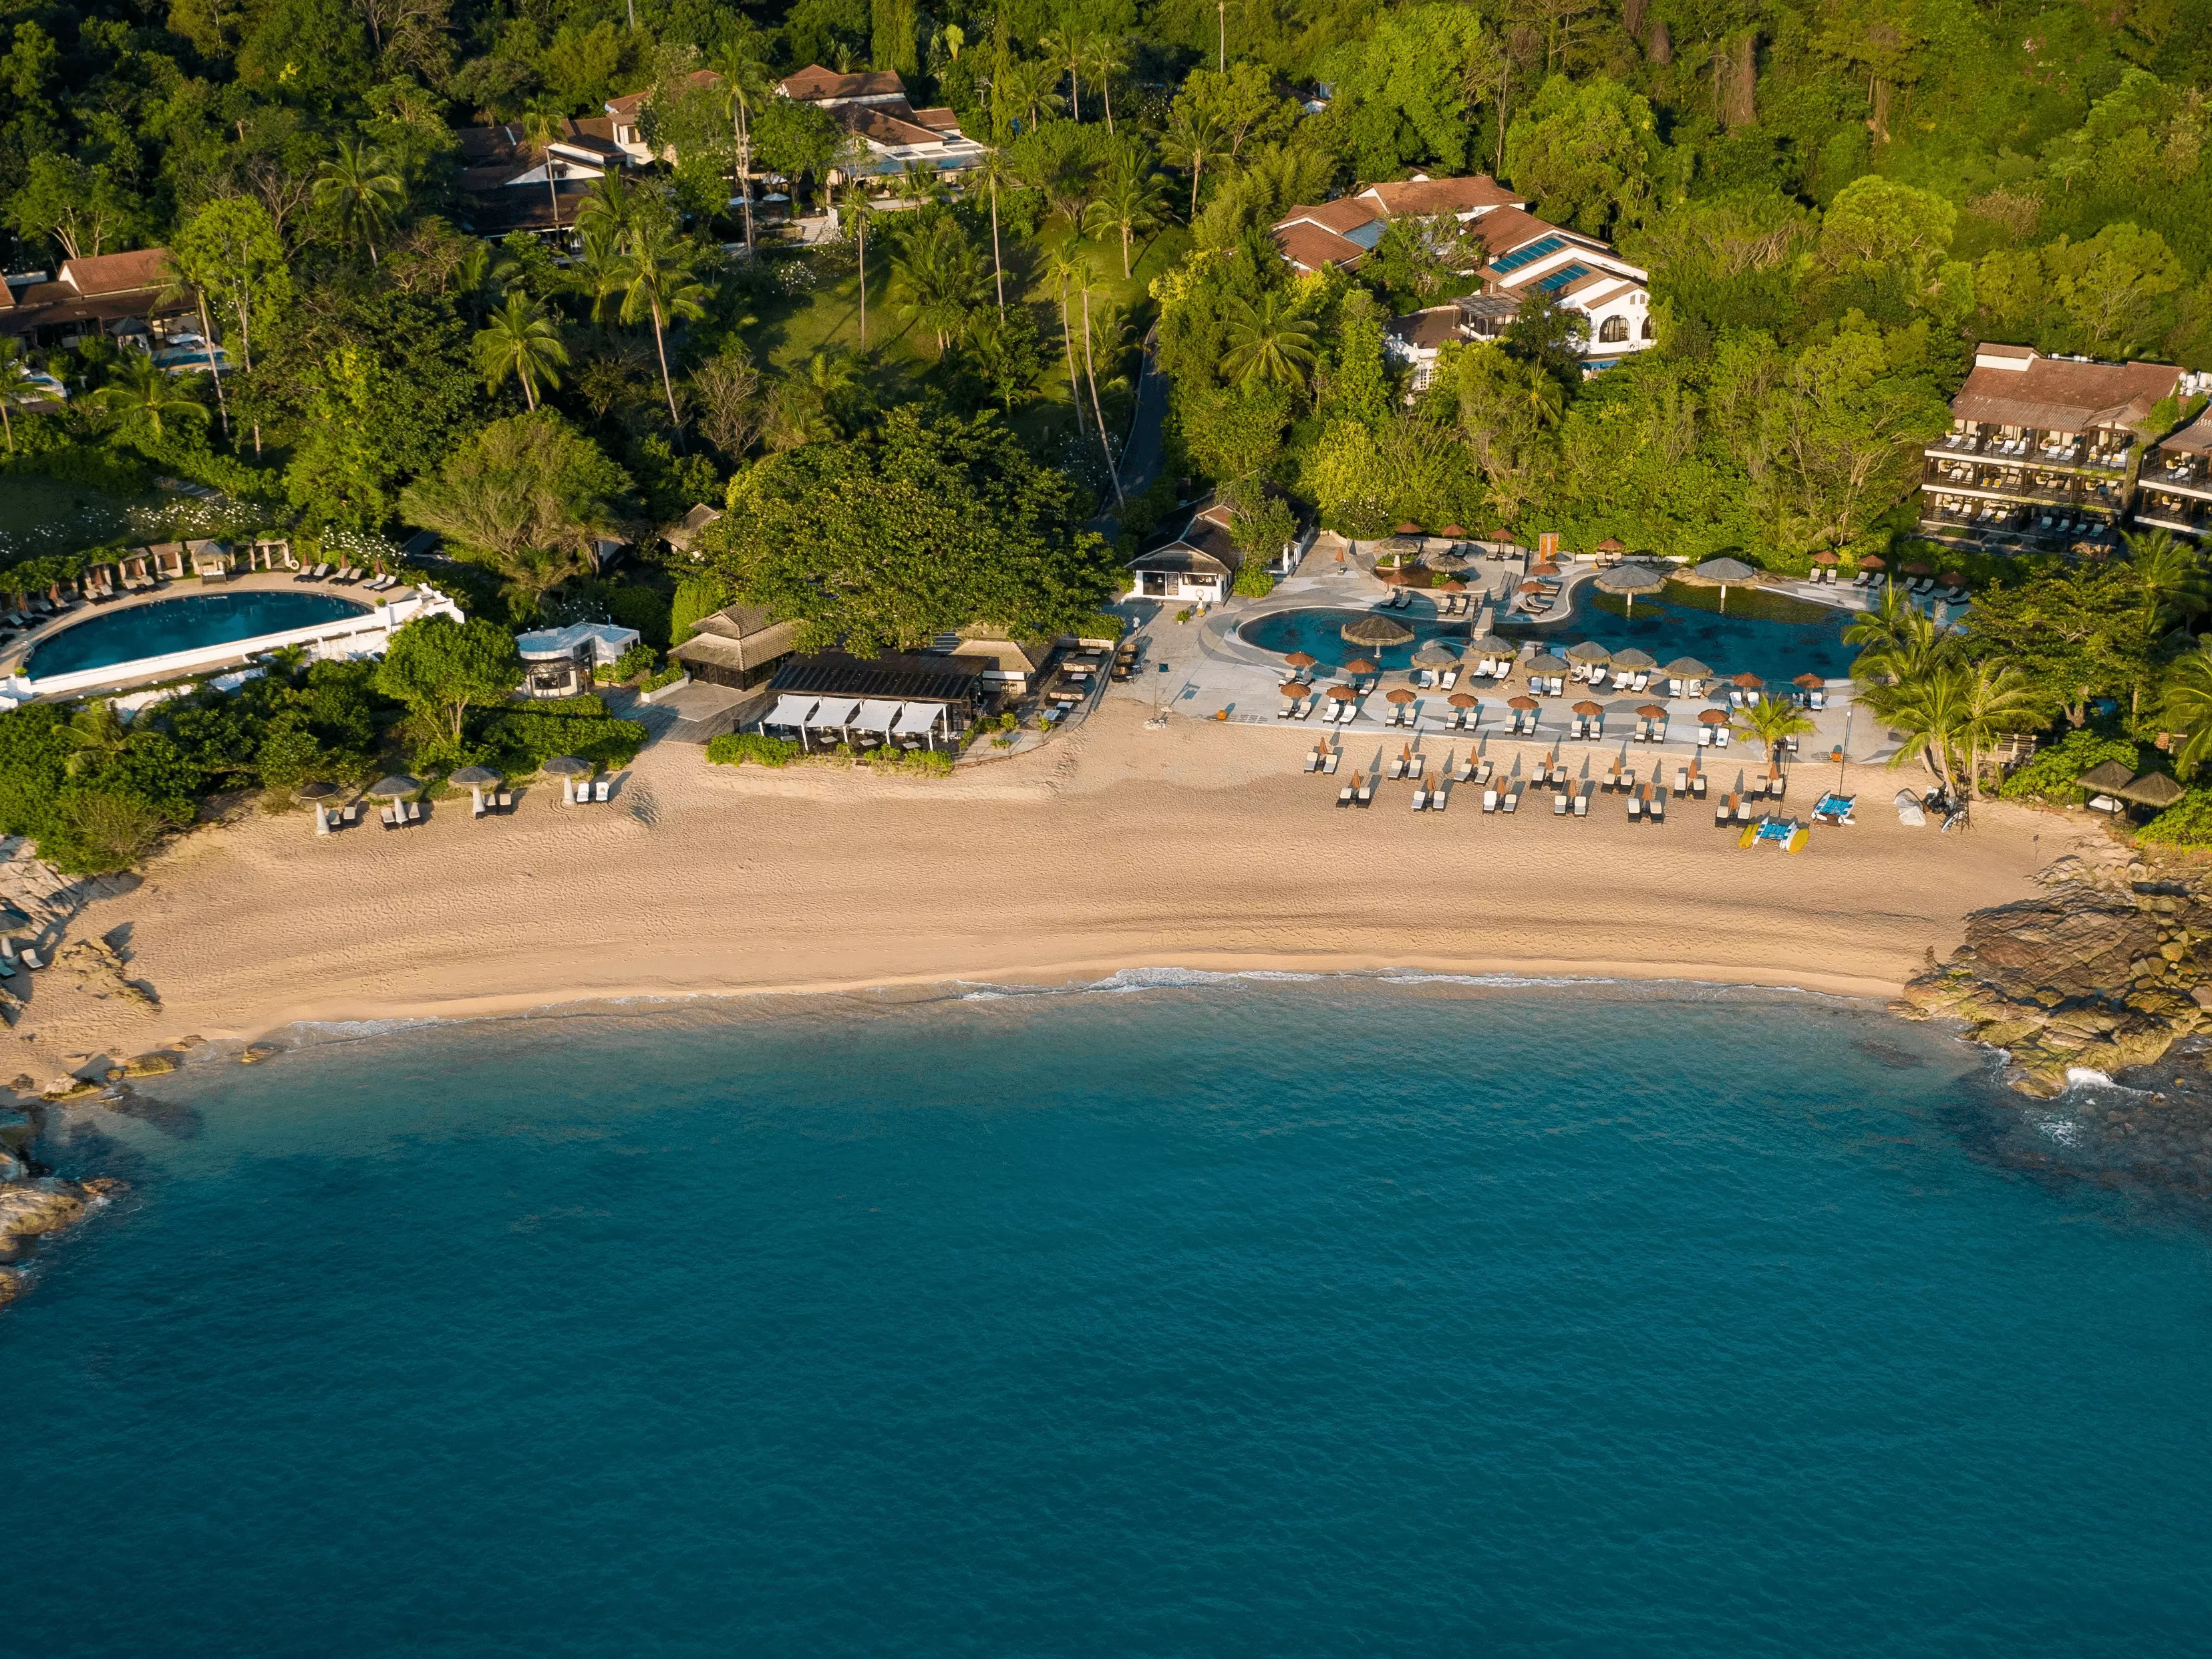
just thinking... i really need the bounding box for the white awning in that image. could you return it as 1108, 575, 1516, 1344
893, 702, 944, 734
852, 699, 903, 733
763, 694, 816, 728
806, 698, 860, 728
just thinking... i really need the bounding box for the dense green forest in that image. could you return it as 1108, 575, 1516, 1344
8, 0, 2212, 855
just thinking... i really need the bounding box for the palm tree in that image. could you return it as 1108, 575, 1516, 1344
840, 181, 878, 348
2163, 645, 2212, 779
1084, 162, 1166, 277
155, 249, 230, 440
1085, 34, 1128, 136
2126, 526, 2211, 634
1953, 659, 2044, 798
970, 147, 1015, 317
1045, 247, 1088, 436
90, 355, 210, 444
63, 700, 130, 778
898, 160, 945, 212
1072, 258, 1125, 506
1219, 291, 1319, 390
1041, 29, 1084, 121
475, 291, 569, 411
711, 35, 774, 257
0, 338, 41, 454
569, 219, 629, 324
1160, 106, 1222, 220
1522, 361, 1566, 428
575, 173, 649, 251
1859, 657, 1973, 794
891, 216, 987, 357
997, 55, 1066, 134
520, 96, 572, 233
615, 214, 712, 432
1732, 694, 1816, 763
313, 141, 404, 265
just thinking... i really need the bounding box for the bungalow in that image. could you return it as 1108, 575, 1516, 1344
456, 119, 629, 238
1, 249, 194, 349
775, 65, 987, 184
755, 649, 983, 752
1917, 343, 2208, 551
605, 70, 725, 164
925, 625, 1051, 697
514, 621, 640, 698
668, 603, 801, 692
1127, 498, 1243, 603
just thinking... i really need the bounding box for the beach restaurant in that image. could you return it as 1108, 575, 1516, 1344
755, 651, 983, 752
514, 621, 641, 698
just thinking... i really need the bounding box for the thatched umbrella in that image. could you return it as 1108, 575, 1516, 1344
542, 753, 593, 804
1597, 537, 1627, 554
1698, 709, 1730, 726
1467, 632, 1513, 657
1342, 612, 1415, 648
1858, 554, 1885, 570
1372, 535, 1421, 567
450, 763, 501, 816
1386, 687, 1417, 705
1326, 683, 1360, 701
1692, 555, 1760, 613
2076, 760, 2136, 796
367, 774, 419, 826
1662, 655, 1711, 682
1394, 522, 1423, 535
1448, 692, 1479, 709
1903, 561, 1933, 576
1635, 703, 1668, 720
1595, 559, 1668, 614
1732, 671, 1763, 690
1572, 699, 1603, 716
1527, 652, 1568, 676
1518, 578, 1550, 595
1440, 577, 1467, 593
2114, 772, 2186, 809
1440, 524, 1466, 538
297, 778, 339, 837
1610, 647, 1657, 672
1565, 639, 1612, 665
1424, 549, 1473, 573
1507, 694, 1539, 711
1410, 639, 1460, 669
1811, 551, 1839, 566
1793, 673, 1823, 691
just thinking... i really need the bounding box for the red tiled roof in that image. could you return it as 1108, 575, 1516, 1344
1273, 222, 1365, 273
59, 248, 170, 297
836, 104, 948, 148
1277, 197, 1381, 237
1359, 175, 1524, 217
910, 106, 962, 132
780, 65, 907, 102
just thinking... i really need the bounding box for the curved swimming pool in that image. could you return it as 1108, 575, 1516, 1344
1237, 580, 1856, 685
28, 591, 373, 679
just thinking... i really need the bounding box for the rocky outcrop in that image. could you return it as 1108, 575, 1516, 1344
1900, 851, 2212, 1095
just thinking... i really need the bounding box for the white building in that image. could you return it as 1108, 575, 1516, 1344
514, 621, 641, 699
774, 65, 988, 183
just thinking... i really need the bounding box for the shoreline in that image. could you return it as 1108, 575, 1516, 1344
0, 697, 2090, 1087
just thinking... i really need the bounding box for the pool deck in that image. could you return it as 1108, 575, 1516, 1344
1, 571, 416, 696
1116, 539, 1917, 768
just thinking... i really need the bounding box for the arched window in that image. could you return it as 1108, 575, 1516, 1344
1598, 315, 1629, 343
1640, 316, 1657, 341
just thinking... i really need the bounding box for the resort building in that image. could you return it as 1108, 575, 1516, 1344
774, 65, 987, 184
1126, 499, 1245, 603
2136, 408, 2212, 541
754, 650, 983, 752
513, 621, 641, 699
1273, 176, 1653, 369
925, 627, 1052, 697
1917, 345, 2205, 551
605, 70, 724, 163
0, 250, 194, 352
669, 603, 801, 692
456, 120, 630, 239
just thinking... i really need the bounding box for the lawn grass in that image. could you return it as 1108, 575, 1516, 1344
0, 471, 142, 561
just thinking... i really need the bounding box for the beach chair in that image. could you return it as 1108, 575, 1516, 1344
1694, 773, 1708, 799
18, 947, 41, 969
1649, 790, 1665, 825
406, 801, 423, 824
1627, 794, 1643, 822
1356, 776, 1375, 807
1674, 765, 1689, 794
382, 806, 401, 830
1411, 778, 1429, 810
1430, 779, 1449, 811
1304, 748, 1321, 774
1482, 787, 1499, 813
1714, 727, 1731, 749
1503, 784, 1521, 813
595, 778, 611, 803
1337, 778, 1356, 808
1553, 790, 1569, 815
1716, 794, 1734, 828
1278, 698, 1296, 720
1573, 788, 1589, 818
1453, 759, 1474, 784
1567, 715, 1585, 740
1387, 752, 1406, 780
1768, 774, 1786, 801
1620, 767, 1636, 795
1297, 700, 1315, 720
1736, 798, 1756, 826
1440, 669, 1459, 689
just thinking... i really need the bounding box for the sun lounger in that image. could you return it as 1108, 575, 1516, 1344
1627, 794, 1643, 822
473, 794, 488, 818
1323, 751, 1340, 775
1503, 785, 1521, 813
1356, 776, 1374, 807
1296, 700, 1315, 720
1768, 775, 1785, 800
406, 800, 423, 824
1573, 788, 1589, 817
1387, 753, 1406, 780
1674, 766, 1689, 793
382, 806, 401, 829
1736, 798, 1756, 826
1716, 794, 1734, 828
1440, 669, 1458, 689
1482, 787, 1498, 812
1304, 749, 1321, 773
1430, 781, 1449, 811
1553, 790, 1568, 815
1649, 790, 1665, 824
1411, 780, 1429, 810
18, 947, 41, 970
1337, 780, 1356, 808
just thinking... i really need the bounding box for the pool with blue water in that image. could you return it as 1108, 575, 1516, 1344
1239, 579, 1856, 684
29, 591, 372, 678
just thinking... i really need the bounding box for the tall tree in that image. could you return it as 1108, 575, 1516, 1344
615, 215, 712, 433
313, 142, 405, 265
474, 291, 569, 412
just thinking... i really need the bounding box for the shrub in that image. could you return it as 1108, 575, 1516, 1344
606, 583, 673, 647
706, 732, 800, 767
1231, 563, 1278, 597
1998, 728, 2141, 806
614, 640, 658, 680
476, 710, 647, 774
524, 693, 609, 717
642, 664, 687, 691
2137, 789, 2212, 848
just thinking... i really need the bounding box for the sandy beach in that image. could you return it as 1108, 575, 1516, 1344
5, 698, 2093, 1078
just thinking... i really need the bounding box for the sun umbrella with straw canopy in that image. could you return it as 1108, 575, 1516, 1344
1327, 683, 1359, 700
1448, 692, 1478, 709
1518, 579, 1550, 594
1594, 559, 1667, 614
1565, 639, 1612, 665
1572, 699, 1603, 716
1372, 535, 1420, 566
1903, 561, 1932, 576
1662, 655, 1711, 681
1386, 687, 1417, 705
1858, 554, 1885, 569
1941, 571, 1966, 588
1692, 555, 1759, 613
1636, 703, 1668, 720
1342, 613, 1415, 648
1424, 549, 1472, 573
1467, 632, 1512, 656
1410, 639, 1460, 668
450, 763, 501, 816
1732, 671, 1763, 689
297, 778, 339, 835
367, 774, 419, 825
1698, 709, 1730, 725
542, 753, 593, 803
2076, 759, 2136, 796
1610, 647, 1657, 671
1811, 551, 1838, 566
1793, 672, 1823, 690
1441, 577, 1467, 593
2114, 772, 2187, 809
1527, 652, 1568, 677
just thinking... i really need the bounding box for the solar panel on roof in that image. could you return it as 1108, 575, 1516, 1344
1535, 261, 1591, 293
1343, 220, 1386, 250
1490, 233, 1567, 273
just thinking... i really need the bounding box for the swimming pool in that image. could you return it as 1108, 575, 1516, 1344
28, 591, 373, 678
1237, 580, 1857, 685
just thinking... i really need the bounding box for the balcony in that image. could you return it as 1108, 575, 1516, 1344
1921, 492, 2118, 550
1924, 424, 2133, 474
2135, 492, 2211, 538
1920, 461, 2126, 509
2141, 448, 2212, 503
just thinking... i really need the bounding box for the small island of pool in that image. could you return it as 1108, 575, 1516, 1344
27, 591, 375, 680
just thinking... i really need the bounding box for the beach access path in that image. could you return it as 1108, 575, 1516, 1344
11, 696, 2093, 1081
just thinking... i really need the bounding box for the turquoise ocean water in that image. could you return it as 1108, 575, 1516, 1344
9, 977, 2212, 1656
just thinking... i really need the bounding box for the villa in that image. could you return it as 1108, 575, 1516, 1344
776, 65, 987, 185
754, 649, 983, 751
669, 603, 802, 692
1126, 499, 1244, 604
1917, 344, 2211, 551
514, 621, 641, 699
1273, 174, 1655, 369
1, 250, 194, 352
456, 119, 631, 239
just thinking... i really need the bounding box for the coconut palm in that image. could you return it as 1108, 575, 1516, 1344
313, 141, 404, 265
840, 181, 878, 348
898, 160, 945, 212
2124, 526, 2212, 633
90, 355, 210, 444
614, 214, 712, 431
1085, 34, 1128, 136
891, 215, 987, 357
1731, 694, 1815, 761
710, 34, 774, 257
1044, 246, 1090, 436
154, 249, 230, 440
474, 291, 569, 412
1859, 657, 1973, 794
1159, 105, 1222, 220
1084, 160, 1166, 277
996, 55, 1066, 134
575, 173, 649, 249
2162, 645, 2212, 779
1953, 659, 2045, 798
1067, 257, 1124, 504
63, 700, 130, 778
1040, 29, 1084, 121
969, 146, 1015, 317
0, 338, 41, 454
569, 218, 629, 324
1219, 291, 1319, 390
519, 96, 573, 232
